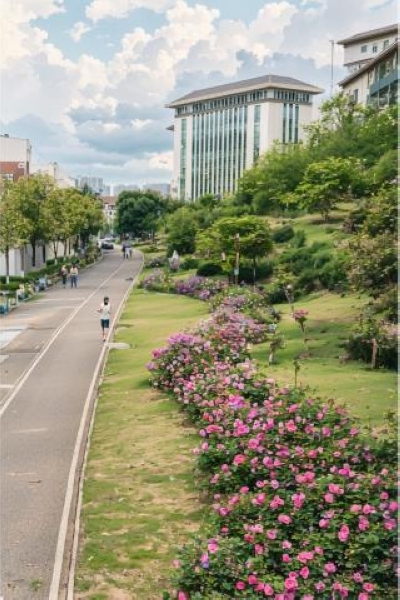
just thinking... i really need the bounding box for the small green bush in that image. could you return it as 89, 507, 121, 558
197, 262, 224, 277
181, 257, 199, 270
0, 282, 20, 292
296, 268, 321, 293
291, 229, 306, 247
272, 224, 294, 243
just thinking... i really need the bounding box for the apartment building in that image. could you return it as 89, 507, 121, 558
337, 23, 398, 73
338, 24, 399, 108
166, 74, 323, 201
31, 161, 75, 188
0, 134, 31, 182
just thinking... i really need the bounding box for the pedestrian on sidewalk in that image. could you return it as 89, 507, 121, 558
60, 264, 68, 288
98, 296, 111, 342
70, 264, 79, 288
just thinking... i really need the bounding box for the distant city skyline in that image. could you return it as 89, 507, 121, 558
1, 0, 396, 184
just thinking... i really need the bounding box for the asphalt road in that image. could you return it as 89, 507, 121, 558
0, 249, 143, 600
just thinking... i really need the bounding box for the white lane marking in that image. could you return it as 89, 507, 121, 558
11, 428, 48, 433
0, 384, 14, 389
0, 327, 26, 350
36, 297, 86, 302
0, 259, 129, 420
51, 252, 144, 600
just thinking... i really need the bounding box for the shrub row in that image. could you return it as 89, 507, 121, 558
145, 287, 397, 599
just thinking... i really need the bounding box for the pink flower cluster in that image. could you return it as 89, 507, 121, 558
147, 282, 397, 599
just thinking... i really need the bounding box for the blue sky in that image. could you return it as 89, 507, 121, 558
0, 0, 396, 187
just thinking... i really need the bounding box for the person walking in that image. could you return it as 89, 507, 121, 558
98, 296, 111, 342
70, 264, 79, 288
60, 264, 68, 289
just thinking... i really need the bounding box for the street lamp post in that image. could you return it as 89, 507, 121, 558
234, 233, 240, 286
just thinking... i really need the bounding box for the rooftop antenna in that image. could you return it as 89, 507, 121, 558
329, 39, 335, 97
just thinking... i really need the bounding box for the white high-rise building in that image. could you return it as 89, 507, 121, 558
166, 74, 323, 201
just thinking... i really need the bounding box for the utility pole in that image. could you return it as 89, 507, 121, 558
234, 233, 240, 286
329, 39, 335, 97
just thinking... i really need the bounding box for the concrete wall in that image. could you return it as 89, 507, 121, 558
0, 242, 72, 278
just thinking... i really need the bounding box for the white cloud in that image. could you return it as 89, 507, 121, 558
77, 54, 108, 90
0, 0, 64, 65
148, 150, 173, 171
86, 0, 175, 22
131, 119, 153, 129
69, 21, 91, 42
1, 0, 396, 185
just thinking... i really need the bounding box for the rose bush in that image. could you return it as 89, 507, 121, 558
146, 278, 397, 599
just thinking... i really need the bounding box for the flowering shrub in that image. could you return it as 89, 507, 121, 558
346, 315, 398, 371
140, 271, 227, 301
140, 269, 172, 292
146, 280, 397, 599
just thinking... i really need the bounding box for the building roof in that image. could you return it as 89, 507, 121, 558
337, 23, 398, 46
166, 74, 323, 107
338, 40, 399, 86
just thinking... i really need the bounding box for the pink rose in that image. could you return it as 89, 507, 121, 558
264, 583, 274, 596
236, 581, 246, 590
300, 566, 310, 579
324, 562, 337, 574
284, 577, 298, 591
338, 524, 350, 542
278, 514, 292, 525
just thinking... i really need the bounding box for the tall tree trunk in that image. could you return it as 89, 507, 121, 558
31, 240, 36, 267
5, 246, 10, 284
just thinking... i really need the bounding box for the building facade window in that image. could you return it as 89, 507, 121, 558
283, 103, 300, 144
253, 104, 261, 162
191, 105, 248, 200
383, 39, 390, 49
361, 44, 368, 53
372, 44, 378, 53
179, 118, 187, 200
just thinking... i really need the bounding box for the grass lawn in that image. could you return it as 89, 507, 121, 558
251, 291, 397, 426
75, 283, 396, 599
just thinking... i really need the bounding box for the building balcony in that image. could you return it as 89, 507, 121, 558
369, 69, 398, 96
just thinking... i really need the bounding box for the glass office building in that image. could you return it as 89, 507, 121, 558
167, 74, 323, 201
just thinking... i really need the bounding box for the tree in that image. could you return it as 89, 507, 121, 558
166, 208, 199, 255
295, 157, 364, 221
116, 190, 163, 239
348, 187, 398, 297
236, 143, 311, 214
196, 216, 273, 282
0, 182, 31, 282
41, 188, 69, 261
12, 175, 54, 266
305, 93, 397, 167
77, 191, 104, 248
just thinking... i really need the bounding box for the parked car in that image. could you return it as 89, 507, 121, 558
101, 239, 114, 249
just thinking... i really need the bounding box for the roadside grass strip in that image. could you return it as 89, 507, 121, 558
74, 290, 209, 599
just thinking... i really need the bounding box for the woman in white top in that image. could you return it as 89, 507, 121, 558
98, 296, 111, 342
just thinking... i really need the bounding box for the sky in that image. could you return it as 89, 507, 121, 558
0, 0, 397, 187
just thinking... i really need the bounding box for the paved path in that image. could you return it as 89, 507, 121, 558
0, 250, 143, 599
